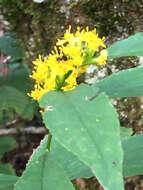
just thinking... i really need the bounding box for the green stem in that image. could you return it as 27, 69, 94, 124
47, 133, 52, 152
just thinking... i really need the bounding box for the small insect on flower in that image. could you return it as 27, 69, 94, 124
56, 55, 68, 61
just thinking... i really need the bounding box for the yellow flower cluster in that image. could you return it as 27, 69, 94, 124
28, 26, 107, 101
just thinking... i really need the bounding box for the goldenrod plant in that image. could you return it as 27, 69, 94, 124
9, 28, 143, 190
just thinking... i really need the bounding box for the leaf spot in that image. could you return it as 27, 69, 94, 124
65, 128, 69, 131
112, 161, 116, 167
96, 119, 100, 122
85, 96, 90, 101
44, 106, 53, 111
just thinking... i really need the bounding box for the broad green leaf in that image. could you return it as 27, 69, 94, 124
0, 136, 16, 158
122, 134, 143, 177
51, 133, 143, 180
14, 136, 75, 190
51, 139, 93, 180
40, 84, 124, 190
108, 32, 143, 59
94, 66, 143, 98
0, 33, 22, 59
0, 86, 34, 120
0, 174, 18, 189
120, 127, 132, 140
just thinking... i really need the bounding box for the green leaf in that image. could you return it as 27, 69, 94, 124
40, 84, 124, 190
51, 134, 143, 180
0, 86, 34, 120
14, 136, 75, 190
0, 186, 14, 190
51, 133, 143, 180
51, 139, 93, 180
122, 134, 143, 177
120, 127, 132, 140
0, 136, 16, 158
0, 67, 32, 94
0, 174, 18, 189
108, 32, 143, 59
0, 33, 22, 59
94, 66, 143, 98
0, 163, 15, 176
0, 66, 35, 121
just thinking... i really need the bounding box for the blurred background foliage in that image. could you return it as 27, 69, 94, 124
0, 0, 143, 189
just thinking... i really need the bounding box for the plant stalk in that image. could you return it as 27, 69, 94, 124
47, 133, 52, 152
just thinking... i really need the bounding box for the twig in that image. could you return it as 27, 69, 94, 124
0, 126, 48, 136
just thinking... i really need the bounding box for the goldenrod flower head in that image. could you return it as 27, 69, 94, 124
28, 26, 107, 101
